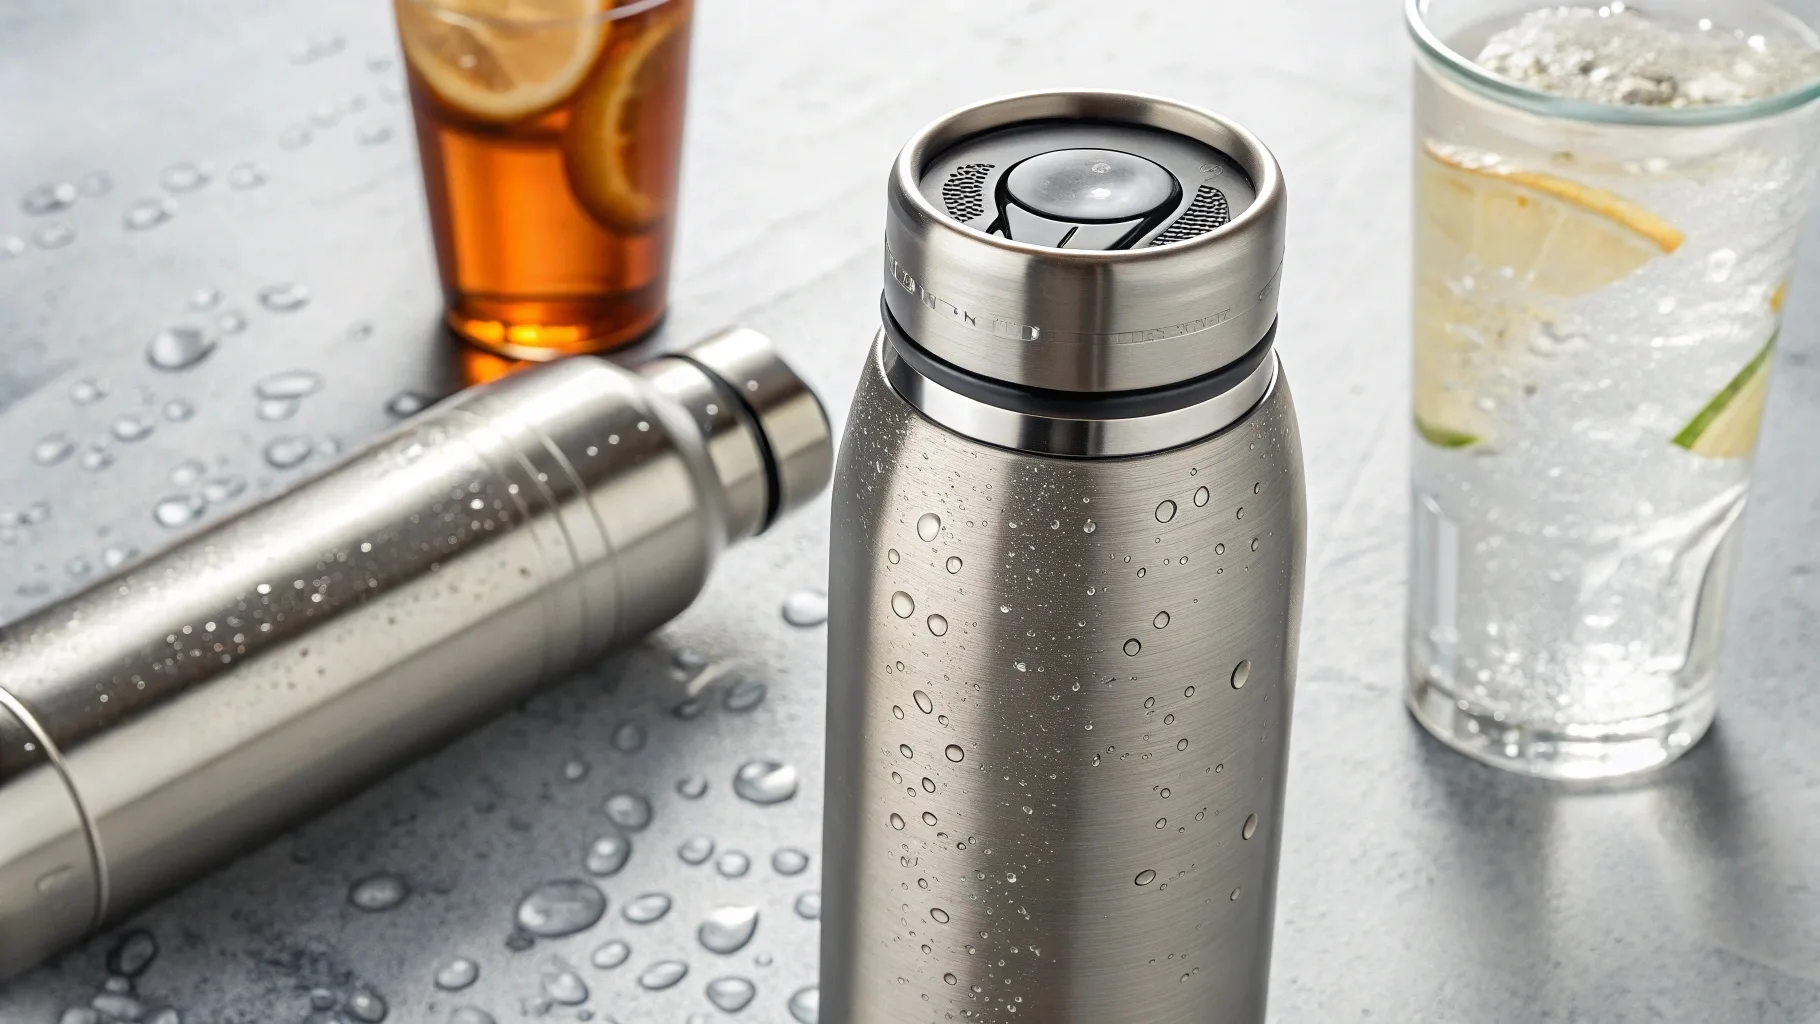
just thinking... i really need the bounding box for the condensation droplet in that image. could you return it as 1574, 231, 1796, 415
124, 197, 175, 231
771, 847, 810, 875
146, 327, 217, 370
603, 791, 653, 830
1231, 660, 1251, 689
916, 512, 941, 542
433, 956, 479, 991
946, 555, 963, 573
153, 495, 205, 529
794, 890, 821, 920
724, 676, 768, 712
1135, 869, 1156, 886
515, 879, 606, 937
715, 850, 750, 878
264, 436, 313, 469
591, 939, 630, 969
707, 975, 757, 1012
1243, 813, 1258, 840
788, 985, 820, 1023
31, 434, 74, 466
1194, 486, 1210, 507
926, 613, 948, 636
929, 907, 950, 924
1123, 638, 1141, 656
781, 589, 829, 627
891, 591, 915, 618
160, 161, 211, 192
698, 905, 760, 954
637, 960, 688, 991
585, 833, 632, 876
258, 282, 311, 312
256, 369, 324, 399
944, 744, 964, 762
623, 892, 673, 924
611, 719, 649, 754
1155, 500, 1176, 523
732, 760, 798, 804
1153, 611, 1170, 629
913, 690, 934, 714
887, 548, 900, 564
348, 873, 409, 912
1083, 519, 1097, 533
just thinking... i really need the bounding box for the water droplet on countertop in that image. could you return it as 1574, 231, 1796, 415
147, 327, 216, 370
515, 879, 606, 937
678, 835, 715, 865
944, 744, 964, 762
162, 399, 195, 421
723, 675, 767, 712
591, 939, 630, 969
79, 447, 114, 472
0, 235, 24, 259
21, 182, 76, 215
541, 967, 588, 1005
256, 369, 324, 399
158, 161, 210, 193
781, 588, 828, 627
603, 792, 653, 830
787, 985, 821, 1023
611, 719, 648, 753
448, 1009, 495, 1024
357, 123, 394, 145
69, 378, 107, 404
264, 436, 313, 469
348, 873, 409, 911
714, 850, 750, 877
32, 434, 74, 466
105, 930, 157, 977
187, 287, 221, 311
89, 996, 145, 1021
153, 495, 205, 529
698, 905, 759, 954
584, 833, 631, 877
217, 310, 247, 334
637, 960, 688, 991
170, 460, 205, 487
123, 198, 175, 231
347, 988, 387, 1022
676, 775, 708, 799
385, 391, 430, 418
258, 282, 311, 312
771, 847, 809, 875
228, 162, 268, 189
733, 760, 798, 804
433, 956, 479, 991
917, 512, 941, 542
890, 591, 915, 618
279, 125, 313, 150
1232, 660, 1251, 689
111, 414, 154, 443
706, 976, 757, 1012
561, 758, 589, 781
793, 890, 821, 920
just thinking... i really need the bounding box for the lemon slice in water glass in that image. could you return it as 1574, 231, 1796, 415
561, 4, 688, 232
397, 0, 607, 123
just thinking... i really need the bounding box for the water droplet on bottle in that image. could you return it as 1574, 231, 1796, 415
1153, 611, 1170, 629
943, 973, 958, 986
781, 588, 828, 626
788, 985, 820, 1023
123, 198, 175, 231
889, 812, 906, 830
912, 690, 934, 714
1123, 638, 1141, 656
385, 391, 430, 418
794, 890, 821, 919
32, 434, 74, 466
1230, 887, 1242, 901
722, 675, 768, 712
732, 760, 798, 804
715, 850, 750, 878
929, 907, 950, 924
33, 223, 74, 248
676, 775, 709, 799
591, 939, 630, 969
921, 811, 937, 826
264, 436, 312, 469
611, 719, 648, 753
258, 282, 311, 312
1231, 660, 1251, 689
891, 591, 915, 618
892, 705, 905, 719
921, 776, 935, 793
698, 905, 759, 954
706, 975, 757, 1011
348, 873, 409, 911
153, 495, 205, 529
638, 960, 688, 990
1251, 537, 1260, 551
433, 956, 479, 991
926, 613, 948, 636
147, 327, 216, 370
623, 892, 673, 924
899, 743, 915, 758
678, 835, 715, 865
584, 832, 631, 876
772, 847, 809, 875
1193, 485, 1210, 507
347, 989, 388, 1022
1156, 500, 1176, 523
450, 1009, 495, 1024
357, 123, 394, 145
944, 744, 964, 762
1134, 869, 1156, 886
916, 512, 941, 542
1243, 813, 1258, 839
603, 792, 653, 830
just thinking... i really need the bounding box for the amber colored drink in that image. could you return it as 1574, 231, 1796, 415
397, 0, 692, 359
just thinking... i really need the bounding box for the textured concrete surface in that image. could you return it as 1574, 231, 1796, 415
1, 0, 1818, 1021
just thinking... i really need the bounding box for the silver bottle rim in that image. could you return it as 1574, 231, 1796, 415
879, 326, 1278, 459
884, 89, 1287, 394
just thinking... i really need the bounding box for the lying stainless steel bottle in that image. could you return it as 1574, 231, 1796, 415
822, 91, 1306, 1023
0, 327, 831, 981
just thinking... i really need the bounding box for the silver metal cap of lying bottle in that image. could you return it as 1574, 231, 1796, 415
883, 89, 1288, 394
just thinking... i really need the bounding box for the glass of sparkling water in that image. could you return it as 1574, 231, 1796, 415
1405, 0, 1820, 778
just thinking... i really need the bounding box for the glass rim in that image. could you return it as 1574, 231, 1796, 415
1405, 0, 1820, 126
402, 0, 679, 29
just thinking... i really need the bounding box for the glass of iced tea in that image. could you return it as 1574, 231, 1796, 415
395, 0, 692, 359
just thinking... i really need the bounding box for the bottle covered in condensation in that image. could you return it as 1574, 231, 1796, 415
821, 90, 1306, 1024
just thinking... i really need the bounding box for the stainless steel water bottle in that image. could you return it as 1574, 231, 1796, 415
822, 91, 1305, 1023
0, 328, 832, 981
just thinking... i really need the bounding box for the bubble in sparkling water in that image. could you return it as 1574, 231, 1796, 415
1231, 660, 1250, 689
927, 613, 948, 636
433, 956, 479, 991
890, 591, 915, 618
228, 162, 268, 189
732, 760, 798, 804
771, 848, 809, 875
723, 675, 768, 712
1156, 500, 1177, 523
449, 1010, 495, 1024
944, 744, 964, 762
1123, 638, 1142, 656
111, 414, 154, 443
706, 976, 757, 1012
1153, 611, 1170, 629
160, 162, 211, 193
603, 792, 653, 830
623, 892, 672, 924
348, 873, 409, 911
698, 905, 759, 954
913, 690, 934, 714
106, 930, 158, 978
32, 223, 74, 249
917, 512, 941, 542
678, 835, 715, 865
946, 555, 963, 573
676, 775, 709, 799
385, 391, 430, 418
20, 182, 76, 215
258, 282, 311, 312
153, 495, 205, 529
348, 988, 388, 1022
256, 369, 324, 399
123, 198, 175, 231
793, 890, 821, 920
781, 589, 828, 627
715, 850, 750, 877
264, 436, 313, 469
611, 720, 648, 753
585, 833, 632, 877
637, 959, 689, 990
541, 967, 588, 1005
31, 434, 74, 466
1135, 869, 1156, 886
1243, 813, 1258, 840
515, 879, 607, 937
591, 939, 631, 969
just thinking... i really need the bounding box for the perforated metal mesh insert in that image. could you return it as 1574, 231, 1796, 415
941, 163, 994, 222
1150, 184, 1231, 246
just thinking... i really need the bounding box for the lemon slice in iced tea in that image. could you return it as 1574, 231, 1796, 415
562, 4, 688, 232
396, 0, 607, 123
1413, 144, 1685, 447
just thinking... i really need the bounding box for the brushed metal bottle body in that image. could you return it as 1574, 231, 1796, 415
0, 328, 831, 980
824, 342, 1305, 1023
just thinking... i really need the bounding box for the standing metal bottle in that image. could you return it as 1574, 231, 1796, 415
822, 91, 1305, 1023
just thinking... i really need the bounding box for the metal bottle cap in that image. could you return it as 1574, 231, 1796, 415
883, 90, 1288, 393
